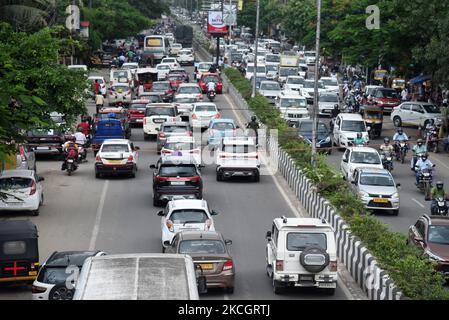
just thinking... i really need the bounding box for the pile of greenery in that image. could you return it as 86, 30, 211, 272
224, 67, 449, 300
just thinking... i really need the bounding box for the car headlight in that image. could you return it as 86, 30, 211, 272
324, 136, 331, 143
391, 192, 399, 199
425, 250, 444, 262
358, 191, 369, 198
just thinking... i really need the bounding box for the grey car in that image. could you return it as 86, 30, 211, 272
258, 81, 282, 104
156, 122, 192, 153
16, 144, 36, 172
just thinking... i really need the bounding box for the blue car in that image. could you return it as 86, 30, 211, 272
207, 119, 238, 146
296, 119, 332, 154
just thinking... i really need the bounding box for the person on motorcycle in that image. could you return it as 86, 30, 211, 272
393, 128, 409, 155
61, 137, 79, 170
430, 181, 449, 214
74, 127, 87, 146
354, 132, 366, 146
208, 64, 218, 74
207, 81, 216, 95
379, 137, 394, 157
411, 139, 427, 170
414, 153, 434, 185
246, 115, 260, 145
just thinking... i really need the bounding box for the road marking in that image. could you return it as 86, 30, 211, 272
224, 294, 229, 300
89, 180, 109, 250
430, 155, 449, 171
412, 197, 426, 209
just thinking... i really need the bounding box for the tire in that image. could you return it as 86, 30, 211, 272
225, 286, 234, 294
40, 194, 44, 205
95, 172, 101, 179
393, 116, 402, 127
392, 209, 399, 216
153, 197, 161, 207
253, 172, 260, 182
162, 246, 166, 253
273, 279, 284, 294
300, 246, 329, 273
32, 207, 39, 216
67, 170, 72, 176
216, 172, 223, 181
48, 283, 74, 300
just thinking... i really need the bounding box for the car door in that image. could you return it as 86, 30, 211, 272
410, 104, 425, 126
341, 149, 350, 177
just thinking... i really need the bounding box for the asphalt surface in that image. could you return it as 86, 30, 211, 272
0, 66, 351, 300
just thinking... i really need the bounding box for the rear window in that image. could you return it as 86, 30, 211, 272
350, 151, 381, 164
0, 177, 33, 190
202, 76, 219, 83
194, 105, 217, 112
38, 267, 73, 285
286, 232, 327, 251
111, 85, 129, 92
378, 89, 399, 99
170, 209, 208, 224
101, 144, 129, 153
145, 107, 175, 117
164, 142, 195, 150
159, 165, 197, 177
129, 103, 148, 110
3, 241, 27, 255
98, 113, 125, 120
152, 83, 170, 91
178, 86, 201, 94
179, 240, 225, 254
162, 125, 188, 133
173, 97, 196, 103
112, 71, 129, 78
222, 144, 256, 153
212, 122, 235, 130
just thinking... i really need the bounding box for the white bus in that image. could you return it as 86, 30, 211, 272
143, 35, 170, 64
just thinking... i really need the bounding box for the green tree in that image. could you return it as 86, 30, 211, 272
0, 0, 58, 32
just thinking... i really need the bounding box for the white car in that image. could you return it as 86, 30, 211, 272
109, 69, 132, 86
318, 92, 339, 116
0, 169, 44, 216
301, 80, 326, 103
195, 62, 214, 81
175, 83, 203, 101
87, 76, 107, 96
276, 93, 309, 123
158, 199, 218, 251
340, 147, 384, 181
68, 64, 87, 72
266, 217, 338, 294
95, 139, 140, 178
160, 57, 180, 69
161, 136, 201, 166
391, 102, 442, 128
121, 62, 139, 75
321, 77, 339, 93
284, 76, 305, 92
107, 83, 132, 106
332, 113, 370, 148
172, 95, 197, 119
169, 43, 183, 56
245, 63, 267, 81
189, 102, 220, 129
156, 63, 172, 81
258, 81, 282, 104
265, 64, 278, 80
216, 137, 260, 182
32, 251, 106, 300
143, 103, 180, 140
177, 48, 195, 66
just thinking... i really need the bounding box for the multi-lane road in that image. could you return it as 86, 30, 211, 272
0, 65, 362, 300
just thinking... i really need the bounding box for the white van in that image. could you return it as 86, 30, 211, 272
109, 69, 133, 87
332, 113, 370, 148
144, 35, 170, 63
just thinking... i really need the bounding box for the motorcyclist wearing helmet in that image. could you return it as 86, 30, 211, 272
411, 139, 427, 170
393, 128, 409, 154
431, 181, 449, 215
414, 153, 434, 185
246, 115, 260, 145
354, 132, 366, 146
61, 136, 79, 170
380, 136, 394, 156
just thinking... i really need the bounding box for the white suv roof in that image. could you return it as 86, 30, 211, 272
274, 217, 333, 230
337, 113, 364, 120
102, 139, 130, 145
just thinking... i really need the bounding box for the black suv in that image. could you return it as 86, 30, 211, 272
26, 128, 65, 158
150, 162, 203, 206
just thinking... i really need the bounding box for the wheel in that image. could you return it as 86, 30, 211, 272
253, 172, 260, 182
392, 209, 399, 216
216, 172, 223, 181
162, 246, 166, 253
130, 167, 136, 178
40, 194, 44, 205
95, 172, 101, 179
273, 279, 284, 294
32, 208, 39, 216
67, 170, 72, 176
393, 116, 402, 127
33, 163, 37, 172
323, 288, 336, 295
48, 284, 74, 300
225, 286, 234, 294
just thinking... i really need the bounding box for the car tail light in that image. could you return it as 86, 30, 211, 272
166, 220, 174, 232
29, 181, 37, 195
275, 260, 284, 271
127, 154, 134, 162
219, 154, 227, 159
214, 113, 221, 119
247, 154, 258, 159
159, 132, 166, 138
330, 261, 337, 272
190, 176, 201, 183
156, 176, 170, 183
223, 260, 233, 271
191, 113, 198, 119
161, 150, 172, 154
31, 285, 47, 294
19, 146, 27, 162
205, 219, 212, 230
95, 154, 102, 162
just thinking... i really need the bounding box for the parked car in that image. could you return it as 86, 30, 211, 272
158, 199, 218, 251
95, 139, 139, 178
15, 144, 36, 171
32, 251, 106, 300
340, 147, 384, 181
391, 102, 442, 128
266, 217, 338, 294
0, 169, 45, 216
165, 230, 235, 293
26, 128, 65, 157
408, 215, 449, 278
351, 168, 400, 215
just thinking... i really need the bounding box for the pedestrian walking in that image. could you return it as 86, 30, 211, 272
95, 93, 105, 114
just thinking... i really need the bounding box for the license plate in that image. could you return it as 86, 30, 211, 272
373, 198, 389, 203
316, 143, 321, 147
136, 119, 143, 122
37, 147, 49, 150
108, 160, 122, 164
171, 181, 185, 185
199, 263, 214, 270
300, 275, 314, 281
67, 160, 74, 163
319, 282, 336, 288
6, 202, 21, 206
153, 119, 165, 123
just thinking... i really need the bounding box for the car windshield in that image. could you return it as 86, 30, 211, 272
101, 144, 129, 152
167, 75, 184, 82
341, 120, 366, 132
320, 94, 338, 102
159, 165, 197, 177
170, 209, 208, 224
163, 59, 176, 63
203, 76, 219, 83
212, 122, 235, 130
360, 174, 395, 186
428, 225, 449, 245
303, 81, 324, 89
41, 267, 74, 285
195, 105, 216, 112
300, 122, 328, 133
31, 129, 60, 136
280, 98, 307, 108
157, 65, 170, 70
423, 104, 440, 114
174, 97, 196, 103
179, 240, 226, 254
129, 103, 147, 110
164, 142, 195, 150
152, 83, 170, 91
260, 83, 280, 91
198, 63, 212, 70
246, 66, 254, 73
256, 66, 266, 73
287, 78, 304, 85
162, 125, 188, 133
350, 151, 381, 164
112, 71, 129, 78
0, 177, 33, 190
180, 50, 191, 55
279, 68, 297, 76
98, 113, 125, 120
223, 144, 256, 153
145, 107, 175, 117
172, 44, 182, 48
266, 55, 280, 63
378, 90, 399, 99
287, 232, 327, 251
265, 65, 277, 72
321, 79, 338, 86
178, 86, 200, 94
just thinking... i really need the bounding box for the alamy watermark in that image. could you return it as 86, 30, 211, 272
366, 5, 380, 30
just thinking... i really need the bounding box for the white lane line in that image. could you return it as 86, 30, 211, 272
224, 294, 229, 300
89, 180, 109, 250
430, 155, 449, 171
412, 197, 426, 209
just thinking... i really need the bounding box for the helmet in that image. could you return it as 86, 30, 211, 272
417, 139, 423, 145
384, 137, 390, 144
251, 115, 257, 122
357, 132, 362, 138
397, 128, 403, 134
421, 153, 428, 160
436, 181, 444, 189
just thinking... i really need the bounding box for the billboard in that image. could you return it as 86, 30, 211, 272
207, 11, 228, 34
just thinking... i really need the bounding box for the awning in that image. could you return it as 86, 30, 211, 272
409, 74, 431, 85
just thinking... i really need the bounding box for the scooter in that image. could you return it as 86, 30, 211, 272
381, 151, 394, 172
395, 141, 408, 164
431, 197, 449, 216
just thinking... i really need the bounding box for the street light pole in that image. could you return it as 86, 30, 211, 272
228, 0, 232, 44
311, 0, 321, 167
251, 0, 260, 98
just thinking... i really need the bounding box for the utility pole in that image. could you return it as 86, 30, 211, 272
251, 0, 260, 98
311, 0, 321, 167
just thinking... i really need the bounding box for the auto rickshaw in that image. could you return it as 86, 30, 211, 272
391, 78, 406, 91
359, 105, 383, 138
0, 220, 39, 284
373, 69, 388, 85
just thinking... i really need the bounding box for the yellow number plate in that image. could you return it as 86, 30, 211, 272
373, 198, 389, 203
107, 160, 122, 164
199, 263, 214, 270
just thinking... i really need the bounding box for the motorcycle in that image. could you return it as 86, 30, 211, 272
432, 197, 449, 216
207, 90, 216, 102
381, 151, 394, 172
415, 167, 433, 200
395, 141, 408, 164
425, 126, 440, 153
77, 144, 87, 163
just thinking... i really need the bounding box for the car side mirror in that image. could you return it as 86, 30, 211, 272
396, 183, 401, 188
225, 239, 232, 245
266, 231, 272, 239
163, 240, 170, 247
150, 164, 156, 169
157, 210, 164, 216
342, 158, 348, 163
211, 210, 219, 216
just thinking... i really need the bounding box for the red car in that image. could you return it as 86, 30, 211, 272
166, 74, 187, 90
128, 100, 149, 126
369, 88, 401, 113
199, 73, 223, 94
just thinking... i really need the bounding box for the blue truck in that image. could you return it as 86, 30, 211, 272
91, 117, 125, 155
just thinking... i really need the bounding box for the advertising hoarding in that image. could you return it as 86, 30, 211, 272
207, 10, 228, 35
